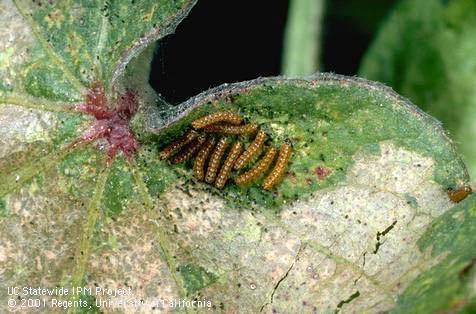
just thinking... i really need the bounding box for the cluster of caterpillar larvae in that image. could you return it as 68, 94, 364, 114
159, 111, 292, 190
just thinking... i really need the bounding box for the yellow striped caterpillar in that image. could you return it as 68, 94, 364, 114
234, 130, 266, 170
205, 137, 229, 184
235, 147, 277, 187
202, 123, 258, 135
263, 143, 292, 190
172, 134, 207, 164
193, 137, 217, 181
159, 129, 198, 160
160, 111, 292, 190
215, 142, 242, 189
192, 111, 242, 129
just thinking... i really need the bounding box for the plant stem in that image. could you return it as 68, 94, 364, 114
282, 0, 326, 76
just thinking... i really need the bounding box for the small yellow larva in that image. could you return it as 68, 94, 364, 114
263, 143, 292, 190
202, 123, 258, 135
193, 137, 217, 181
215, 142, 243, 189
235, 147, 277, 187
192, 111, 242, 129
172, 135, 207, 164
205, 137, 229, 184
159, 129, 198, 160
234, 130, 266, 170
448, 186, 472, 203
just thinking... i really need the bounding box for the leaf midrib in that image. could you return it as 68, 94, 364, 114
93, 0, 109, 87
68, 161, 109, 312
0, 140, 90, 197
130, 160, 190, 299
0, 93, 81, 113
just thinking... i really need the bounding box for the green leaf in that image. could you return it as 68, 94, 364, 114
135, 75, 473, 312
0, 1, 474, 313
394, 194, 476, 313
14, 0, 195, 92
359, 0, 476, 179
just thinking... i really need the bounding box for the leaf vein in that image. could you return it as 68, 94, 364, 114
13, 0, 87, 93
0, 93, 81, 113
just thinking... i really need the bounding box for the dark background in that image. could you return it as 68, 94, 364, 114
150, 0, 397, 105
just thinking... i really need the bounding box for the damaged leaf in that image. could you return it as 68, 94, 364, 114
0, 0, 474, 313
359, 0, 476, 179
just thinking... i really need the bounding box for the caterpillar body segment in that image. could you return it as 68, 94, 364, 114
193, 137, 217, 181
235, 147, 277, 187
202, 123, 258, 135
159, 129, 198, 160
171, 135, 207, 164
234, 130, 267, 170
215, 142, 243, 189
205, 137, 229, 184
263, 143, 292, 190
192, 111, 242, 129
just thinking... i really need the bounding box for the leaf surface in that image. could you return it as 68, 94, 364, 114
359, 0, 476, 179
0, 0, 474, 313
393, 194, 476, 313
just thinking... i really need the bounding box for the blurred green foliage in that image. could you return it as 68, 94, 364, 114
360, 0, 476, 179
281, 1, 476, 311
327, 0, 397, 35
283, 0, 476, 180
